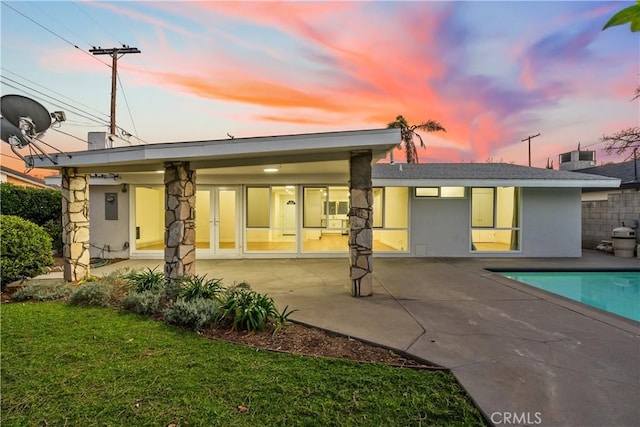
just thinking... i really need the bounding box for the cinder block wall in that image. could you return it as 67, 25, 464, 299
582, 190, 640, 249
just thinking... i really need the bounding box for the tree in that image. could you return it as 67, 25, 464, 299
601, 87, 639, 160
602, 0, 640, 32
386, 115, 446, 163
601, 6, 639, 157
602, 127, 640, 159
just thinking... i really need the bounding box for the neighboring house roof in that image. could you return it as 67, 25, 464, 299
26, 128, 400, 173
0, 164, 49, 188
574, 160, 640, 190
372, 163, 620, 188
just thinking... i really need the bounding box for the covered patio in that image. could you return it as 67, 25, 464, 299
28, 128, 400, 296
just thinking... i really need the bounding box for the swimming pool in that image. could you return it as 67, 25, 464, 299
497, 271, 640, 322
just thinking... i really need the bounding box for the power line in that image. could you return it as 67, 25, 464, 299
71, 1, 125, 46
34, 2, 93, 49
2, 4, 148, 146
116, 73, 143, 144
89, 46, 141, 135
50, 128, 90, 145
2, 75, 148, 145
1, 77, 110, 126
2, 2, 111, 69
1, 67, 110, 120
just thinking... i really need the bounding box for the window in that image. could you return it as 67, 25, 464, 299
440, 187, 465, 198
415, 187, 465, 198
415, 187, 439, 197
134, 186, 164, 250
246, 186, 297, 252
373, 187, 409, 252
372, 187, 383, 227
470, 187, 520, 251
303, 187, 326, 228
300, 186, 409, 253
246, 187, 270, 228
471, 188, 495, 227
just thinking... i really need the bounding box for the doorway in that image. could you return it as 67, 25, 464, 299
196, 186, 240, 256
196, 186, 240, 257
132, 185, 240, 257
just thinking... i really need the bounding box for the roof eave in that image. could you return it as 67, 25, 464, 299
26, 128, 399, 172
371, 178, 621, 188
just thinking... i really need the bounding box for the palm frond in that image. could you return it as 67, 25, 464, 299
387, 115, 446, 163
412, 120, 446, 133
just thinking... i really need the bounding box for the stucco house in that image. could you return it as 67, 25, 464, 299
0, 164, 49, 188
32, 128, 618, 294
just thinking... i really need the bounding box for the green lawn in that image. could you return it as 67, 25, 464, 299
1, 302, 485, 426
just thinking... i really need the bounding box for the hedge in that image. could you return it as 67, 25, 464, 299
1, 215, 54, 289
0, 182, 62, 252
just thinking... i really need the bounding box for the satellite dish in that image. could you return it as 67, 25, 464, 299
1, 94, 52, 133
0, 117, 30, 147
0, 94, 71, 166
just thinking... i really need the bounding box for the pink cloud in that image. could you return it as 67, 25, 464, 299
88, 1, 202, 40
44, 1, 635, 165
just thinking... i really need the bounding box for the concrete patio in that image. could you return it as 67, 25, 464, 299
85, 251, 640, 426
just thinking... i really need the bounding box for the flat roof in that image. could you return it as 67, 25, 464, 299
27, 128, 400, 173
372, 163, 620, 188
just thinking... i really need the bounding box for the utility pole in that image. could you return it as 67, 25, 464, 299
521, 133, 541, 167
89, 45, 141, 137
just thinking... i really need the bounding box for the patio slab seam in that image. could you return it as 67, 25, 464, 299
373, 275, 427, 353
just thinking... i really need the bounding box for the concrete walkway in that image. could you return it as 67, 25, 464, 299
87, 252, 640, 426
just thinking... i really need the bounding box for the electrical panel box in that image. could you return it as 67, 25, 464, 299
105, 193, 118, 220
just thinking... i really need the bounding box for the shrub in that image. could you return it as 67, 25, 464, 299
1, 215, 54, 289
0, 183, 62, 224
163, 298, 219, 331
125, 267, 165, 292
95, 269, 135, 304
12, 281, 74, 302
273, 305, 298, 334
179, 274, 225, 301
69, 282, 113, 307
121, 290, 163, 316
218, 287, 279, 332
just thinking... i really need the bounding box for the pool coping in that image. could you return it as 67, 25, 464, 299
484, 268, 640, 334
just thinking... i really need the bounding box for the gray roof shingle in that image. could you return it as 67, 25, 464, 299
372, 163, 615, 181
575, 160, 640, 187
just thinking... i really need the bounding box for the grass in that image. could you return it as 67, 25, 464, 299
1, 302, 486, 426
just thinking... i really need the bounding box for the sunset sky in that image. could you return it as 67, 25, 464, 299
1, 0, 638, 177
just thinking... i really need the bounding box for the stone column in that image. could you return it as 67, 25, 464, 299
61, 167, 90, 282
164, 161, 196, 280
349, 150, 373, 297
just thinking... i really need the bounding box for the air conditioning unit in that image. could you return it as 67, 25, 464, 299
88, 132, 110, 150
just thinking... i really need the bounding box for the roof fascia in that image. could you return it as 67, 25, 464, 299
27, 128, 399, 171
372, 178, 622, 188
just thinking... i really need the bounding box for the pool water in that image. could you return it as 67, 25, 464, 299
499, 271, 640, 322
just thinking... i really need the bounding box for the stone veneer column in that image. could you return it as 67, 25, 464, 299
61, 167, 90, 282
164, 161, 196, 280
349, 150, 373, 297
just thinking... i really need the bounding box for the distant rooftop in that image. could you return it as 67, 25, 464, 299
0, 164, 49, 188
575, 160, 640, 188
